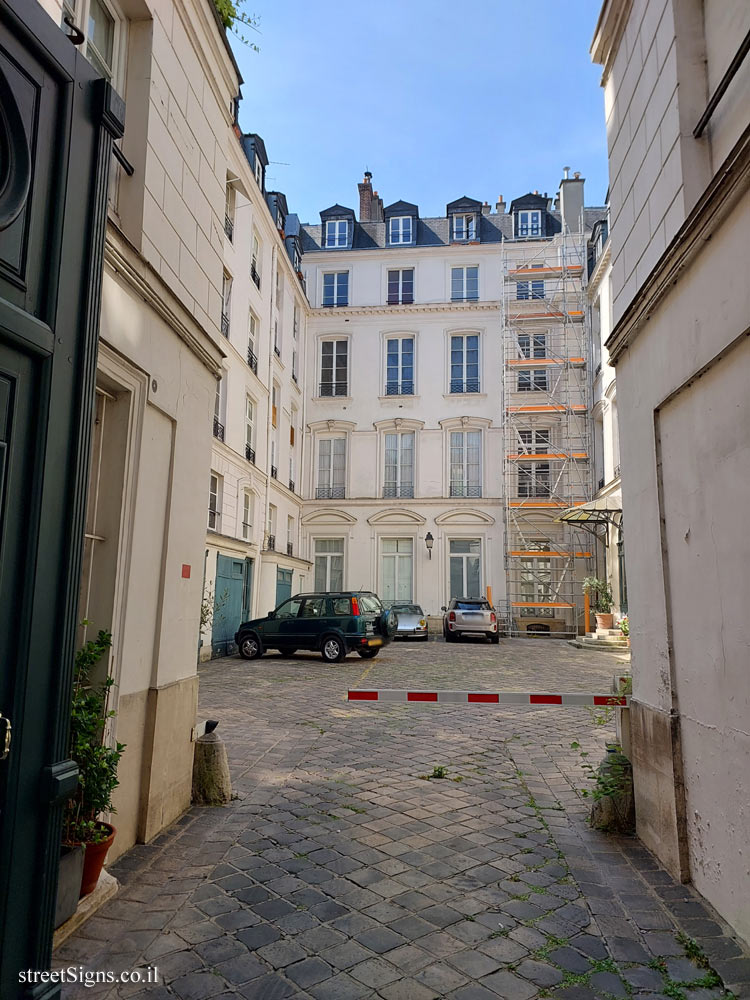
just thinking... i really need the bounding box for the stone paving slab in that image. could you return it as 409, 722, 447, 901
54, 640, 747, 999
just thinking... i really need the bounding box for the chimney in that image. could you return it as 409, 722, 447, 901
358, 171, 373, 221
559, 167, 585, 233
371, 189, 384, 223
481, 201, 491, 215
495, 195, 506, 213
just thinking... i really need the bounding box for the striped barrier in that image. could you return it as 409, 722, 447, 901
348, 690, 630, 706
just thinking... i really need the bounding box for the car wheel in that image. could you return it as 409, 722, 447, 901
421, 634, 429, 641
489, 633, 500, 645
321, 634, 346, 663
238, 633, 263, 659
358, 647, 379, 659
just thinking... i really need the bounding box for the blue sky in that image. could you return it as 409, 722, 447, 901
230, 0, 608, 224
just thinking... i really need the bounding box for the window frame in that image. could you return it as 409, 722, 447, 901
380, 537, 414, 603
450, 265, 479, 302
518, 460, 552, 498
64, 0, 127, 89
314, 537, 345, 591
384, 336, 415, 396
208, 472, 222, 530
316, 436, 347, 500
241, 489, 253, 541
452, 214, 476, 242
515, 209, 542, 238
518, 333, 547, 359
448, 332, 481, 394
449, 429, 483, 499
517, 368, 548, 392
448, 538, 482, 599
388, 216, 413, 245
322, 270, 349, 307
319, 338, 349, 397
383, 430, 415, 499
387, 267, 414, 305
325, 219, 348, 249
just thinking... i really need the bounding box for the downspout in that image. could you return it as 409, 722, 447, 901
263, 244, 278, 562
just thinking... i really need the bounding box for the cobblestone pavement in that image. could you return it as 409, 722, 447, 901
55, 639, 749, 999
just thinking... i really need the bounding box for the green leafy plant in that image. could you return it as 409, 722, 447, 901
200, 584, 229, 632
618, 615, 629, 636
212, 0, 260, 50
582, 576, 614, 613
63, 629, 125, 845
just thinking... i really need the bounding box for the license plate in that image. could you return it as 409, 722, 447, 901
367, 638, 383, 646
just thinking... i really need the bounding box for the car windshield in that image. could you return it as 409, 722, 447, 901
391, 604, 422, 615
358, 594, 382, 613
454, 601, 490, 611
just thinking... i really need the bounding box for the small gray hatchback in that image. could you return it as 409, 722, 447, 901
441, 597, 499, 643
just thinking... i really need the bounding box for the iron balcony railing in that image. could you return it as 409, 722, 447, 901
208, 507, 220, 530
449, 484, 482, 498
221, 311, 229, 336
267, 534, 275, 551
316, 486, 345, 500
614, 464, 621, 479
292, 372, 298, 384
286, 542, 293, 556
288, 480, 295, 493
247, 347, 258, 373
319, 381, 348, 397
383, 486, 414, 499
245, 444, 255, 465
598, 476, 605, 490
274, 344, 281, 357
224, 213, 234, 240
384, 381, 414, 396
271, 465, 278, 479
449, 379, 480, 394
213, 417, 225, 441
387, 293, 414, 305
251, 263, 261, 289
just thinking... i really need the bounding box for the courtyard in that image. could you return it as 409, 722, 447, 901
54, 640, 748, 999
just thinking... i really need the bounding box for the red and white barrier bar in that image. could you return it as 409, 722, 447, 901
348, 690, 629, 706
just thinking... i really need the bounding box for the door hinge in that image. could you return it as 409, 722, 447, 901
0, 713, 11, 760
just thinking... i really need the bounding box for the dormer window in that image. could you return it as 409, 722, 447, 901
389, 216, 412, 245
254, 158, 262, 188
325, 220, 348, 248
516, 210, 541, 237
453, 214, 476, 241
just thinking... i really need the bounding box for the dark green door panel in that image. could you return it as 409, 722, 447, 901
212, 555, 244, 657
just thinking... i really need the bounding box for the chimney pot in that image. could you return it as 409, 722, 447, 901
563, 166, 570, 179
574, 171, 581, 179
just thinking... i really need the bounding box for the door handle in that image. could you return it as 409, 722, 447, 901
0, 713, 11, 760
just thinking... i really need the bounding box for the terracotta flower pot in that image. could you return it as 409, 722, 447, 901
595, 613, 614, 630
80, 823, 116, 897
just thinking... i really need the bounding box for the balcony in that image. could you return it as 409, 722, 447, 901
245, 444, 256, 465
224, 213, 234, 241
221, 311, 229, 336
286, 542, 294, 557
288, 480, 295, 493
383, 486, 414, 499
251, 263, 261, 290
319, 381, 348, 397
384, 381, 414, 396
213, 417, 225, 442
316, 486, 345, 500
267, 534, 275, 551
247, 347, 258, 374
449, 484, 482, 498
449, 379, 480, 394
271, 465, 278, 480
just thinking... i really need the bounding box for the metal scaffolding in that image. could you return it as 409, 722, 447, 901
500, 230, 595, 638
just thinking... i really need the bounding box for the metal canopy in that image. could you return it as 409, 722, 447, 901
556, 491, 622, 529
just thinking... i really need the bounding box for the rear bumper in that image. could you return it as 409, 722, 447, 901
446, 622, 497, 633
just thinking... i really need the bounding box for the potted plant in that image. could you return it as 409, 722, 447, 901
583, 577, 615, 630
63, 628, 125, 897
618, 615, 630, 646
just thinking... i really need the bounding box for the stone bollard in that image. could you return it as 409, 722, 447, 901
192, 722, 232, 805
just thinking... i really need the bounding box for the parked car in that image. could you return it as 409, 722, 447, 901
386, 602, 429, 641
235, 591, 399, 663
442, 597, 499, 643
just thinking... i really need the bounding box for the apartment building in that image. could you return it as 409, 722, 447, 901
592, 0, 750, 947
200, 134, 309, 658
298, 174, 606, 624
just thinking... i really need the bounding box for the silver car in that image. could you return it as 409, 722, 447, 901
442, 597, 499, 644
388, 603, 429, 641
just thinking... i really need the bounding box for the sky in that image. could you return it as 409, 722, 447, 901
229, 0, 609, 225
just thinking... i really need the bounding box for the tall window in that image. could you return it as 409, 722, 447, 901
213, 378, 225, 441
322, 271, 348, 307
517, 428, 550, 454
245, 396, 255, 463
450, 430, 482, 498
451, 266, 478, 301
381, 539, 413, 602
518, 369, 548, 392
251, 233, 261, 288
385, 338, 414, 395
266, 504, 277, 549
289, 406, 297, 490
315, 538, 344, 590
520, 558, 552, 609
273, 319, 280, 356
208, 473, 221, 530
389, 217, 412, 244
449, 539, 481, 598
518, 461, 551, 498
287, 515, 295, 555
317, 438, 346, 499
224, 183, 235, 241
221, 271, 232, 336
518, 333, 546, 358
320, 340, 348, 396
63, 0, 124, 84
293, 304, 300, 339
241, 491, 253, 541
516, 278, 544, 300
247, 310, 259, 372
384, 431, 414, 498
516, 210, 541, 237
450, 334, 480, 393
275, 270, 283, 310
325, 220, 348, 248
387, 268, 414, 305
271, 383, 278, 427
453, 214, 476, 241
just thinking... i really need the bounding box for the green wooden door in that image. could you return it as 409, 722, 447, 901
0, 2, 124, 995
213, 555, 245, 657
276, 568, 293, 606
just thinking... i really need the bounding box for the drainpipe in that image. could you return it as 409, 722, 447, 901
262, 245, 278, 589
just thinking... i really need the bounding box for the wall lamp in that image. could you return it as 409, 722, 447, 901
425, 532, 434, 559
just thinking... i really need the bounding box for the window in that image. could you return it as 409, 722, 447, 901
241, 490, 253, 540
275, 270, 283, 311
64, 0, 124, 85
267, 504, 277, 549
385, 338, 414, 395
384, 431, 414, 498
251, 233, 261, 289
453, 214, 476, 241
248, 311, 259, 372
520, 558, 553, 604
315, 538, 344, 591
516, 210, 541, 237
451, 266, 478, 301
221, 271, 232, 336
253, 156, 262, 188
389, 216, 412, 244
387, 268, 414, 305
381, 539, 413, 602
450, 431, 482, 498
292, 348, 298, 383
244, 396, 255, 463
287, 515, 294, 556
449, 539, 481, 598
208, 473, 221, 530
517, 369, 548, 392
317, 438, 346, 499
293, 304, 300, 339
273, 319, 280, 356
276, 597, 303, 619
516, 278, 544, 300
224, 183, 235, 241
517, 428, 550, 454
320, 340, 348, 396
518, 333, 547, 358
325, 219, 348, 248
518, 461, 551, 498
331, 597, 352, 616
322, 271, 348, 307
450, 334, 480, 393
271, 383, 278, 427
213, 378, 225, 441
301, 596, 327, 617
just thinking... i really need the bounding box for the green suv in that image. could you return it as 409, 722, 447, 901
235, 592, 399, 663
